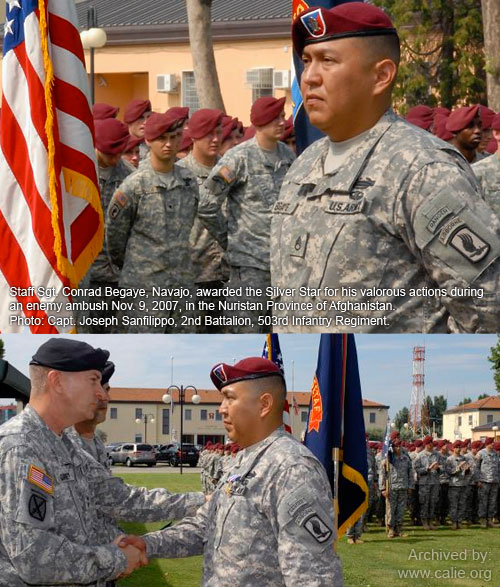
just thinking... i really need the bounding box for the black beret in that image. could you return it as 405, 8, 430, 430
30, 338, 110, 372
101, 361, 115, 385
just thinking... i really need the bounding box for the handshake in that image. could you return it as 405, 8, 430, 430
113, 534, 148, 578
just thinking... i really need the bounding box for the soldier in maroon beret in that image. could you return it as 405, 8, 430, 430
281, 116, 296, 154
472, 112, 500, 217
446, 105, 482, 163
121, 135, 143, 169
433, 113, 453, 142
124, 99, 152, 160
405, 105, 434, 131
177, 130, 193, 160
93, 102, 119, 120
219, 116, 239, 156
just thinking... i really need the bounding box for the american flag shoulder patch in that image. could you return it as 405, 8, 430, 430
28, 465, 54, 495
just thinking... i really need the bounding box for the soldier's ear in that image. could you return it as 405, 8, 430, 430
259, 392, 274, 419
372, 58, 397, 97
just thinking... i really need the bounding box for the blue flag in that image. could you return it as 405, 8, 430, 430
262, 334, 292, 433
292, 0, 357, 154
304, 334, 369, 538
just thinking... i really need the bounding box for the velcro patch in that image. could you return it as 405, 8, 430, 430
303, 514, 333, 544
427, 206, 453, 233
325, 197, 364, 215
217, 166, 236, 184
273, 201, 298, 215
28, 465, 54, 495
29, 493, 47, 521
438, 216, 466, 245
114, 190, 129, 208
109, 203, 121, 220
449, 227, 490, 263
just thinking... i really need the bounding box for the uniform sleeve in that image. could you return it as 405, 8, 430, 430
397, 161, 500, 332
268, 461, 343, 587
141, 496, 212, 559
105, 179, 138, 270
197, 152, 242, 247
413, 455, 427, 476
0, 447, 127, 585
91, 473, 205, 522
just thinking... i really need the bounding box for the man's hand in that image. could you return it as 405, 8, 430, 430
113, 534, 148, 577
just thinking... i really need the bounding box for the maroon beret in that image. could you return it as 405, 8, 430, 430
93, 102, 119, 120
392, 439, 402, 447
494, 442, 500, 451
123, 99, 152, 124
94, 119, 130, 154
187, 108, 224, 139
250, 96, 286, 127
414, 439, 423, 447
292, 3, 397, 57
210, 357, 284, 391
221, 116, 237, 143
485, 436, 494, 446
179, 129, 193, 153
452, 440, 462, 449
486, 136, 498, 154
241, 125, 256, 142
491, 113, 500, 131
480, 105, 496, 129
470, 440, 481, 449
166, 106, 190, 121
433, 106, 451, 118
144, 110, 187, 141
390, 430, 400, 440
446, 104, 481, 133
433, 114, 453, 141
281, 116, 295, 141
423, 435, 433, 446
124, 135, 143, 153
406, 105, 434, 131
437, 439, 447, 448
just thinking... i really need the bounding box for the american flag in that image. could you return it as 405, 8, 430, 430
28, 464, 53, 494
262, 333, 292, 434
0, 0, 104, 333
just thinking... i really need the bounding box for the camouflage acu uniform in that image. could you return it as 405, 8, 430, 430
142, 428, 342, 586
178, 152, 228, 332
0, 406, 127, 586
77, 159, 134, 334
271, 110, 500, 333
446, 454, 471, 523
472, 155, 500, 218
375, 450, 386, 524
67, 427, 110, 469
106, 161, 199, 333
476, 447, 500, 521
437, 450, 450, 523
414, 449, 441, 522
199, 138, 295, 332
379, 452, 413, 534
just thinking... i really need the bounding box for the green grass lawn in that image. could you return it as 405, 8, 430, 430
115, 472, 500, 587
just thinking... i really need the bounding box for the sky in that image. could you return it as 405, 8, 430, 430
1, 333, 497, 417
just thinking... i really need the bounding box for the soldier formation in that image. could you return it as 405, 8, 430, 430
198, 441, 241, 494
356, 431, 500, 543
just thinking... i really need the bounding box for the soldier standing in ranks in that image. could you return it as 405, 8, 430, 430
436, 439, 450, 525
199, 442, 212, 494
476, 436, 500, 528
123, 99, 152, 161
447, 105, 483, 164
121, 135, 143, 169
106, 109, 199, 333
81, 118, 134, 333
374, 442, 386, 526
414, 436, 441, 529
219, 116, 240, 157
469, 440, 482, 524
271, 4, 500, 333
410, 439, 423, 525
379, 438, 413, 538
177, 109, 229, 332
473, 113, 500, 218
461, 439, 476, 524
198, 96, 295, 333
446, 440, 472, 529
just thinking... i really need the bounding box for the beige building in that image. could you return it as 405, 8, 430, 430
100, 387, 389, 445
442, 396, 500, 441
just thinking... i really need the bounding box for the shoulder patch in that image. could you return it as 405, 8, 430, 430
113, 190, 129, 208
29, 493, 47, 521
28, 465, 54, 494
217, 166, 236, 184
449, 227, 490, 263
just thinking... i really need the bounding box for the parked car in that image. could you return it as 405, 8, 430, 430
156, 443, 199, 467
108, 443, 156, 467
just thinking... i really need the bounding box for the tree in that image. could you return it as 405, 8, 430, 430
481, 0, 500, 110
477, 393, 490, 400
458, 397, 472, 405
488, 335, 500, 394
374, 0, 486, 111
96, 429, 107, 444
186, 0, 225, 111
394, 406, 410, 430
0, 339, 4, 360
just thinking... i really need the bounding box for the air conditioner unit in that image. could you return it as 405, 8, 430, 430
245, 68, 274, 89
156, 74, 178, 93
273, 70, 291, 89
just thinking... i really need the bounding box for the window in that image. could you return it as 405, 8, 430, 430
487, 414, 493, 424
134, 434, 142, 443
162, 409, 170, 435
200, 409, 207, 421
182, 71, 199, 112
110, 407, 117, 419
185, 409, 192, 421
215, 411, 222, 421
458, 416, 462, 426
301, 411, 308, 423
246, 67, 274, 103
468, 415, 473, 425
369, 412, 376, 424
135, 408, 143, 420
